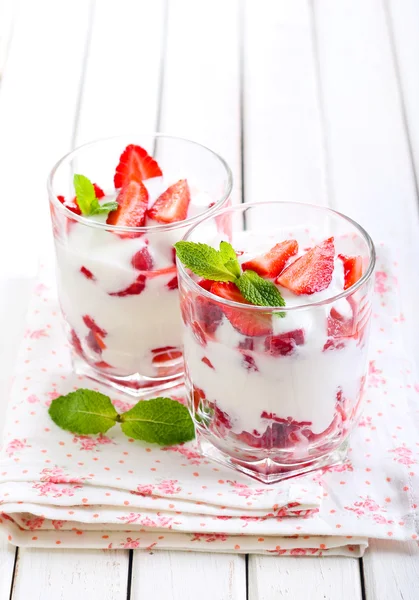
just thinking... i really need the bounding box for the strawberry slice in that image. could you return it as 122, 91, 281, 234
276, 237, 335, 295
92, 183, 105, 199
107, 180, 149, 230
82, 315, 107, 338
210, 282, 272, 337
338, 254, 362, 290
265, 329, 305, 357
196, 279, 223, 334
114, 144, 162, 188
148, 179, 191, 224
151, 346, 182, 364
80, 266, 95, 280
58, 194, 82, 216
109, 274, 146, 297
242, 240, 298, 278
131, 247, 153, 270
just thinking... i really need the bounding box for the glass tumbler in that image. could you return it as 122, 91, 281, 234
177, 202, 375, 483
48, 134, 232, 396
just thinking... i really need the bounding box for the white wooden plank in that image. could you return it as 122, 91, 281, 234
0, 0, 91, 277
11, 548, 129, 600
313, 0, 419, 360
160, 0, 241, 203
0, 0, 15, 76
248, 555, 362, 600
0, 538, 16, 600
243, 0, 327, 211
131, 550, 246, 600
386, 0, 419, 180
75, 0, 165, 145
363, 539, 419, 600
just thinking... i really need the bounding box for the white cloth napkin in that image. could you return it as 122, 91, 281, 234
0, 249, 417, 556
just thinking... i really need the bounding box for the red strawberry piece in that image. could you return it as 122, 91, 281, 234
57, 195, 65, 204
114, 144, 162, 188
171, 247, 177, 264
70, 329, 83, 356
107, 180, 149, 232
327, 306, 354, 338
201, 356, 215, 370
242, 240, 298, 278
92, 183, 105, 199
265, 329, 305, 357
276, 237, 335, 295
192, 320, 207, 347
109, 274, 146, 297
210, 282, 272, 337
151, 346, 182, 364
145, 266, 177, 279
82, 315, 107, 338
167, 275, 178, 290
86, 330, 106, 353
193, 385, 206, 411
338, 254, 363, 290
197, 278, 213, 292
131, 247, 154, 271
243, 354, 258, 372
58, 195, 82, 216
94, 360, 113, 369
238, 338, 254, 351
80, 266, 95, 280
210, 402, 232, 431
195, 292, 223, 335
148, 179, 191, 224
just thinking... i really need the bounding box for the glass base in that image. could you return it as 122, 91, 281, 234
72, 354, 184, 398
197, 434, 350, 484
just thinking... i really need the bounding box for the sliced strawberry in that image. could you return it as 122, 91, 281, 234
58, 195, 82, 216
167, 275, 178, 290
197, 278, 213, 292
80, 266, 95, 280
131, 247, 153, 270
210, 282, 272, 337
265, 329, 305, 357
201, 356, 215, 370
114, 144, 162, 188
276, 237, 335, 295
242, 240, 298, 278
70, 329, 83, 355
109, 274, 146, 297
243, 354, 258, 372
148, 179, 191, 224
92, 183, 105, 199
82, 315, 107, 338
94, 360, 113, 369
86, 330, 106, 353
193, 385, 206, 411
151, 347, 182, 364
339, 254, 362, 290
195, 279, 223, 334
107, 180, 149, 232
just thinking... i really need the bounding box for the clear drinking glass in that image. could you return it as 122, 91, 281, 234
48, 134, 232, 396
177, 202, 375, 483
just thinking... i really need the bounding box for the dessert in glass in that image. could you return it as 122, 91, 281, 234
48, 134, 232, 396
176, 202, 375, 483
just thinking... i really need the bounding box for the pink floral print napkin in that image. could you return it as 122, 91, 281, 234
0, 248, 418, 557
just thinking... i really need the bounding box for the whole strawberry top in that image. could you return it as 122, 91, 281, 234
58, 144, 212, 228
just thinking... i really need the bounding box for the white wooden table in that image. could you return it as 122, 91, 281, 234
0, 0, 418, 598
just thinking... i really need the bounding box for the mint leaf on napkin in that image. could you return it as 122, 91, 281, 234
48, 389, 119, 434
120, 397, 195, 445
48, 389, 195, 446
175, 240, 285, 312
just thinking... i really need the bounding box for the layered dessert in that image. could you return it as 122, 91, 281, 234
51, 143, 218, 386
178, 233, 372, 466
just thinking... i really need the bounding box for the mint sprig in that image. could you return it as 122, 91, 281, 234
48, 389, 195, 446
73, 174, 118, 217
175, 241, 285, 312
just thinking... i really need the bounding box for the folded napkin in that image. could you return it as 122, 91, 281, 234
0, 248, 418, 556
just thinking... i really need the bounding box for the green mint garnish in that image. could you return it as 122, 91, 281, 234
73, 174, 118, 217
120, 397, 195, 445
175, 240, 285, 312
48, 389, 195, 446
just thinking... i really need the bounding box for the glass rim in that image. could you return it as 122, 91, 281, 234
177, 201, 376, 312
47, 133, 233, 234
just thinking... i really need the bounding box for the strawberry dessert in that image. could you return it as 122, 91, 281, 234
176, 202, 375, 482
49, 136, 232, 394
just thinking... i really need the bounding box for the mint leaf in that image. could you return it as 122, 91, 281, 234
236, 269, 286, 314
175, 241, 237, 282
120, 397, 195, 445
219, 241, 241, 278
90, 200, 118, 216
73, 174, 117, 217
73, 174, 96, 216
48, 389, 119, 434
